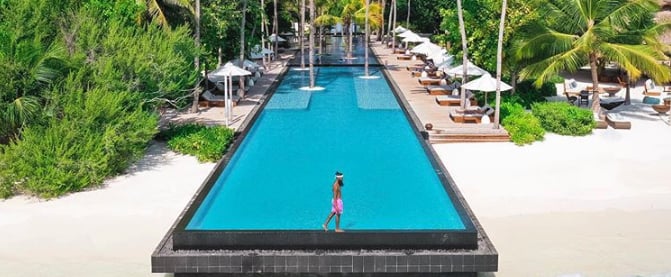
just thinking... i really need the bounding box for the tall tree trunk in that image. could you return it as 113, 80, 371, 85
348, 21, 353, 58
589, 52, 600, 112
239, 0, 247, 98
309, 0, 316, 87
391, 0, 397, 50
386, 0, 393, 45
300, 0, 306, 69
261, 0, 267, 67
379, 0, 386, 42
624, 72, 631, 105
191, 0, 202, 113
494, 0, 507, 129
457, 0, 469, 109
273, 0, 278, 61
406, 0, 410, 28
365, 0, 370, 76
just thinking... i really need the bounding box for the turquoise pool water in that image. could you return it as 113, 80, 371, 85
187, 66, 465, 230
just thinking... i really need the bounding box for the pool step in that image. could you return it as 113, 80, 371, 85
428, 131, 510, 143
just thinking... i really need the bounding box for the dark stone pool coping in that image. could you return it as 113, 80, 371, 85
152, 50, 498, 275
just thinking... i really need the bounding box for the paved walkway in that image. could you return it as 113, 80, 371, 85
161, 53, 294, 131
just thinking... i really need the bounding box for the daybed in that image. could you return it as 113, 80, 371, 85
605, 113, 631, 129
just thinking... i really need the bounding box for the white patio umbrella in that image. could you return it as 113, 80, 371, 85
230, 59, 263, 70
410, 42, 442, 56
397, 30, 416, 38
462, 73, 512, 91
393, 26, 408, 33
401, 33, 425, 43
208, 63, 252, 126
431, 54, 454, 70
462, 73, 512, 105
446, 60, 488, 77
268, 34, 287, 42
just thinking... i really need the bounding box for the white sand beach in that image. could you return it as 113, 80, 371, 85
1, 64, 671, 276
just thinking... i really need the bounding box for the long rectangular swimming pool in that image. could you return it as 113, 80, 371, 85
172, 66, 479, 250
187, 67, 465, 231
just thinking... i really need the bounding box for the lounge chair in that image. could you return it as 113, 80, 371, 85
605, 113, 631, 129
418, 77, 444, 86
397, 54, 413, 60
564, 78, 584, 96
644, 79, 663, 96
426, 81, 461, 95
435, 95, 461, 106
435, 94, 477, 106
200, 90, 238, 108
449, 109, 484, 124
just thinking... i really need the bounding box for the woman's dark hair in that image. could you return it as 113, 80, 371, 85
335, 171, 344, 187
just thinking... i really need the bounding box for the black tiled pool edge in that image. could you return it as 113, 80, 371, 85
152, 50, 498, 275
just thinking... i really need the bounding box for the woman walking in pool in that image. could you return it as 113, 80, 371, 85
322, 172, 344, 232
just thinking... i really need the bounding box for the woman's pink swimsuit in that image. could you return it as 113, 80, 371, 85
331, 198, 343, 214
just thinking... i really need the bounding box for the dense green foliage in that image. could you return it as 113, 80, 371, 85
0, 0, 198, 198
532, 102, 595, 136
500, 101, 545, 145
159, 123, 235, 162
0, 90, 158, 198
438, 0, 538, 72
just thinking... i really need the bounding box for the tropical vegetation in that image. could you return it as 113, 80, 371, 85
159, 123, 235, 162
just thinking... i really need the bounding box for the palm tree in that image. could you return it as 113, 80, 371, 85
273, 0, 278, 60
517, 0, 671, 111
301, 0, 306, 69
137, 0, 193, 27
391, 0, 397, 50
190, 0, 201, 113
456, 0, 470, 109
309, 0, 316, 87
378, 0, 386, 41
494, 0, 507, 129
405, 0, 410, 28
239, 0, 248, 98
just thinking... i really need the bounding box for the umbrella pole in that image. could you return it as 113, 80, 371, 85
223, 78, 229, 126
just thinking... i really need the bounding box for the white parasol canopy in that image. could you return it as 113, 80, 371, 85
462, 73, 512, 92
410, 42, 443, 56
446, 60, 488, 76
431, 54, 454, 70
268, 34, 287, 42
393, 26, 408, 33
208, 63, 252, 126
397, 30, 416, 38
401, 32, 425, 43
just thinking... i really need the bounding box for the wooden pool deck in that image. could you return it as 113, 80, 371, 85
371, 44, 510, 143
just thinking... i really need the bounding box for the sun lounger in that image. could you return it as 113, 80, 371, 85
449, 110, 484, 124
426, 85, 452, 95
397, 54, 413, 60
426, 81, 461, 94
418, 77, 444, 86
594, 112, 608, 129
435, 95, 461, 106
644, 79, 663, 96
564, 78, 584, 96
605, 112, 631, 129
199, 90, 238, 108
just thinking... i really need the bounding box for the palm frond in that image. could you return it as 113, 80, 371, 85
599, 42, 671, 82
598, 0, 658, 30
520, 47, 588, 86
516, 25, 577, 60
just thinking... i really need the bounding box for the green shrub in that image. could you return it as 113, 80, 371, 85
516, 80, 557, 97
531, 102, 595, 136
499, 101, 525, 120
502, 112, 545, 145
160, 123, 235, 162
0, 89, 158, 198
